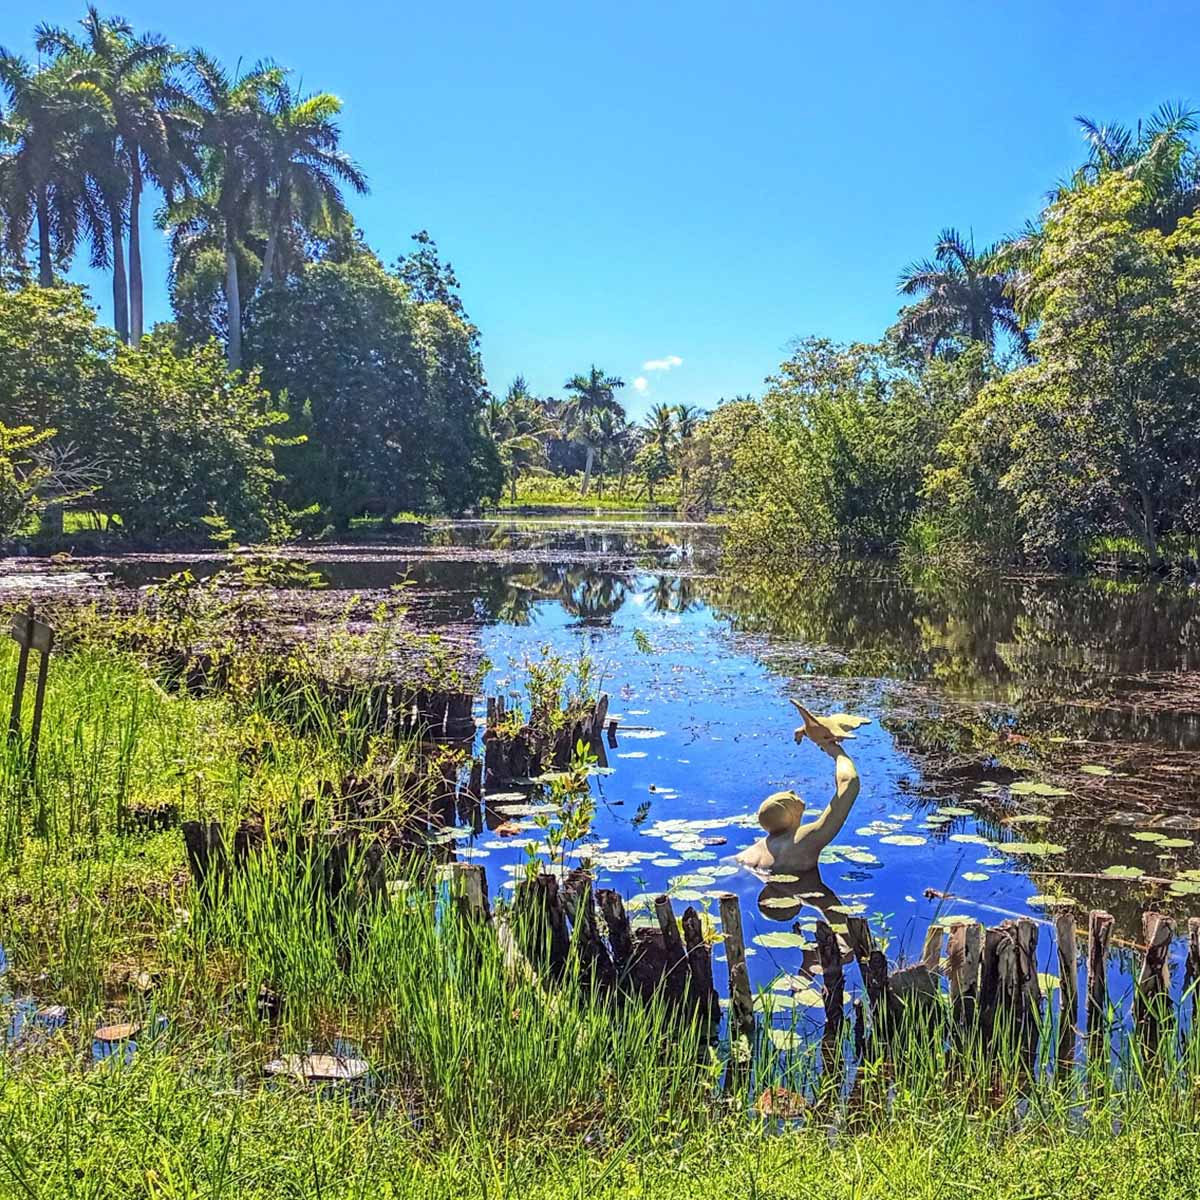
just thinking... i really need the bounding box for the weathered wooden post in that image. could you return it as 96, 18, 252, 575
8, 608, 54, 775
815, 920, 846, 1056
1086, 910, 1114, 1060
1185, 917, 1200, 1032
1135, 911, 1174, 1057
716, 892, 755, 1055
681, 906, 720, 1035
1055, 913, 1078, 1073
654, 894, 690, 993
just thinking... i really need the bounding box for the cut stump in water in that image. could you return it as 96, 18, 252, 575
264, 1053, 369, 1084
94, 1022, 140, 1043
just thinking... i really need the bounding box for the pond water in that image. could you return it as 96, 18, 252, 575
10, 517, 1200, 1024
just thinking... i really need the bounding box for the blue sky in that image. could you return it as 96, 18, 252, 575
4, 0, 1198, 418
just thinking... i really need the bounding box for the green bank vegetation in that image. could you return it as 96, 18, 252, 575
0, 592, 1193, 1195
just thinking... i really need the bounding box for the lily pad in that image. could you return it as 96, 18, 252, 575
1001, 842, 1067, 856
1080, 764, 1113, 777
1131, 831, 1168, 844
752, 931, 814, 950
1026, 895, 1077, 908
1008, 813, 1052, 825
976, 856, 1006, 866
936, 806, 974, 817
962, 872, 989, 882
1100, 865, 1144, 879
949, 833, 991, 846
880, 834, 927, 847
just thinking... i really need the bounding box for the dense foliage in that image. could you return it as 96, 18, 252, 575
0, 285, 287, 541
0, 10, 500, 538
706, 106, 1200, 569
247, 255, 500, 525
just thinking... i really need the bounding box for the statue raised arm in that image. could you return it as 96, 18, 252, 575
735, 702, 864, 875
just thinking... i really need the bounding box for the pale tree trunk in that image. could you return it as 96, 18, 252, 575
36, 186, 53, 286
128, 149, 144, 342
260, 189, 286, 289
108, 197, 129, 343
225, 240, 242, 370
581, 445, 594, 496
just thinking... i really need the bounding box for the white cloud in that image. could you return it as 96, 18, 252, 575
643, 355, 683, 373
632, 376, 648, 393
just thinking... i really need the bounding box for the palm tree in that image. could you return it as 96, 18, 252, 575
896, 228, 1029, 359
673, 403, 705, 508
1073, 103, 1200, 232
0, 52, 96, 286
257, 79, 367, 288
645, 403, 677, 453
36, 7, 189, 342
173, 51, 281, 368
591, 408, 634, 499
562, 366, 624, 496
995, 105, 1200, 323
485, 377, 556, 503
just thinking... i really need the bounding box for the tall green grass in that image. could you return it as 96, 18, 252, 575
2, 635, 1200, 1196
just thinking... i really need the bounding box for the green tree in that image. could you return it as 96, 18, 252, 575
685, 398, 761, 514
896, 228, 1028, 359
257, 79, 367, 288
35, 7, 188, 342
486, 377, 555, 503
0, 52, 98, 286
169, 52, 281, 368
245, 254, 499, 524
562, 366, 624, 495
0, 283, 286, 542
932, 175, 1200, 567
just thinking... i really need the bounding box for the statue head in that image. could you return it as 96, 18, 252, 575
757, 789, 805, 834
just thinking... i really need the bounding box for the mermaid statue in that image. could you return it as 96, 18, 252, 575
736, 701, 866, 875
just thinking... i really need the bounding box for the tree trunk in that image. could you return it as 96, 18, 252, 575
225, 240, 242, 370
128, 150, 144, 343
35, 185, 53, 287
108, 197, 130, 343
260, 190, 286, 289
581, 445, 594, 496
1139, 491, 1160, 570
510, 473, 517, 504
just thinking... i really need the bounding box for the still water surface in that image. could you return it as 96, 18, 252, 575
34, 518, 1200, 1017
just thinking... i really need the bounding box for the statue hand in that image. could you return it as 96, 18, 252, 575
790, 702, 870, 757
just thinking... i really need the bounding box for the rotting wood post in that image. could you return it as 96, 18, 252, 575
1086, 910, 1114, 1059
843, 915, 873, 976
451, 862, 490, 922
716, 892, 755, 1052
6, 605, 33, 741
815, 920, 846, 1052
863, 950, 891, 1039
606, 718, 618, 749
561, 874, 617, 992
180, 820, 228, 899
597, 889, 635, 977
920, 921, 945, 971
1016, 918, 1042, 1067
1135, 911, 1175, 1058
1185, 917, 1200, 1033
681, 906, 720, 1036
655, 895, 690, 996
26, 623, 53, 777
1055, 913, 1079, 1074
947, 921, 983, 1058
